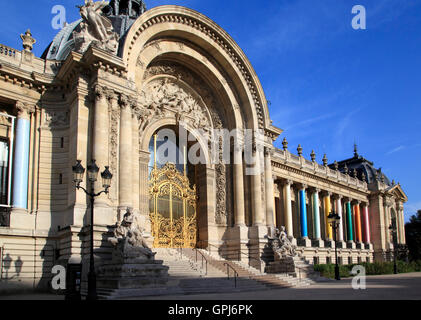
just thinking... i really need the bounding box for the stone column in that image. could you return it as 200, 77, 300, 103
138, 150, 151, 240
362, 202, 371, 244
251, 147, 264, 226
335, 196, 344, 242
397, 203, 405, 244
323, 192, 333, 240
264, 147, 275, 228
12, 102, 33, 210
345, 199, 355, 249
118, 94, 133, 210
384, 198, 392, 248
312, 189, 321, 240
132, 109, 140, 213
92, 85, 109, 204
233, 144, 245, 226
283, 179, 293, 238
298, 184, 308, 238
354, 201, 363, 243
298, 184, 311, 247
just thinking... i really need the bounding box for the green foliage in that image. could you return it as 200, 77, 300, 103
314, 260, 421, 279
405, 210, 421, 261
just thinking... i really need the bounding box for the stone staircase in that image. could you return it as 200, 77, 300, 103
89, 247, 328, 299
93, 248, 267, 299
190, 249, 321, 288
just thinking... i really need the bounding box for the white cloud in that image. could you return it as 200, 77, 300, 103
386, 145, 406, 155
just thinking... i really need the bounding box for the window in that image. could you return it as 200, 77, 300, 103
0, 113, 15, 207
348, 256, 353, 265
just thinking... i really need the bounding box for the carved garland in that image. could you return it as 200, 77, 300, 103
127, 13, 265, 128
107, 90, 120, 202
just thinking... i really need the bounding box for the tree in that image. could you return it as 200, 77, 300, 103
405, 210, 421, 261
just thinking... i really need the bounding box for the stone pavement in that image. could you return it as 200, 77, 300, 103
0, 272, 420, 300
135, 272, 421, 300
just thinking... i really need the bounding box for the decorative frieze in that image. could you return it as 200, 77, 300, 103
44, 110, 69, 128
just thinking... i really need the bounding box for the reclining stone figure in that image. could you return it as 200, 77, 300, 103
108, 208, 155, 260
270, 226, 297, 260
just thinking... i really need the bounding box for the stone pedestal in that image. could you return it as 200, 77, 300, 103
347, 241, 356, 249
312, 239, 324, 248
266, 256, 296, 274
96, 245, 169, 290
325, 240, 335, 248
297, 237, 312, 247
356, 242, 364, 250
336, 241, 347, 249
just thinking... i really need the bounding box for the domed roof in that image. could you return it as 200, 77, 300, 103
329, 145, 392, 187
42, 19, 82, 60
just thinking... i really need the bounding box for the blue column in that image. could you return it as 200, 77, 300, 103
299, 188, 308, 238
12, 115, 30, 209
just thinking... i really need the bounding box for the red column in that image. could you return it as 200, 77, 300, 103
363, 204, 371, 243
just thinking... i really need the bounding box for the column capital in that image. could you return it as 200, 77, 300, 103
311, 187, 321, 194
105, 88, 117, 101
321, 190, 332, 198
15, 101, 34, 119
264, 146, 274, 157
283, 179, 293, 186
332, 194, 343, 200
351, 199, 361, 206
119, 93, 130, 108
362, 201, 370, 208
298, 183, 308, 190
93, 84, 106, 101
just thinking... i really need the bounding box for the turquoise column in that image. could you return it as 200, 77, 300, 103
312, 189, 321, 239
12, 104, 31, 209
346, 201, 353, 241
299, 187, 308, 238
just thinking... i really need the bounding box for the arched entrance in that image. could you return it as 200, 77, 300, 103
147, 126, 204, 248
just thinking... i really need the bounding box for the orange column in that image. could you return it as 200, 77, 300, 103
354, 202, 362, 242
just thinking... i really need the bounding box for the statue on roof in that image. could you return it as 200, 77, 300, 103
74, 0, 120, 55
106, 0, 147, 17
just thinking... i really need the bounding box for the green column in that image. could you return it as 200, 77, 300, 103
346, 201, 353, 241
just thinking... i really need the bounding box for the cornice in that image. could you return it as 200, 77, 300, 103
272, 161, 369, 198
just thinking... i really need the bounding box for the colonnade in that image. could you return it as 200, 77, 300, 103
231, 144, 372, 247
277, 181, 371, 246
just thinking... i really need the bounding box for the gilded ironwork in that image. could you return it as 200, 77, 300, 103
149, 162, 197, 248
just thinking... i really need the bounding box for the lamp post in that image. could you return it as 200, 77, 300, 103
327, 211, 341, 281
389, 222, 398, 274
72, 160, 112, 300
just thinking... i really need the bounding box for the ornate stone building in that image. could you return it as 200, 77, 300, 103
0, 1, 407, 290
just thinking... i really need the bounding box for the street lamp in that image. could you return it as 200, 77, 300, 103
327, 211, 341, 281
389, 222, 398, 274
72, 160, 112, 300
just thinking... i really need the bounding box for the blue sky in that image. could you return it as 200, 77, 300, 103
1, 0, 420, 221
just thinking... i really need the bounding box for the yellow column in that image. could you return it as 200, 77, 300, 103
324, 193, 333, 240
